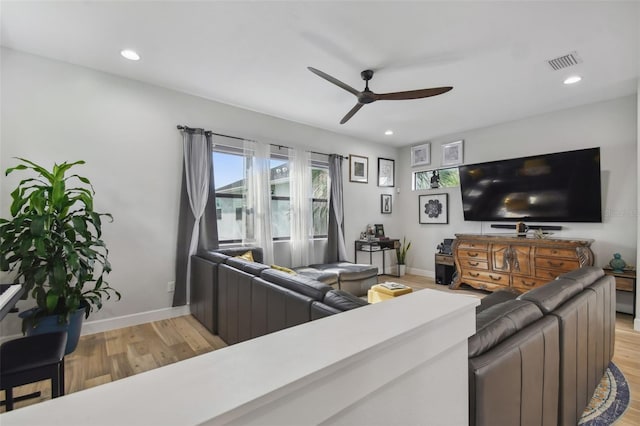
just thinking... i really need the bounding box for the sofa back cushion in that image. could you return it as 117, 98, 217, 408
518, 278, 584, 314
260, 269, 332, 301
196, 251, 230, 264
214, 247, 264, 264
469, 300, 543, 357
225, 257, 270, 276
322, 290, 369, 311
557, 266, 604, 286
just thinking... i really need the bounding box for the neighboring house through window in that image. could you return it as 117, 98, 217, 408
212, 145, 329, 245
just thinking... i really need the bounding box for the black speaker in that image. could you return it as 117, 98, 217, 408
436, 263, 454, 285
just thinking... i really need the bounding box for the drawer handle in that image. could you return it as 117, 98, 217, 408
521, 280, 535, 287
551, 250, 558, 254
468, 252, 479, 257
547, 261, 564, 267
489, 275, 502, 281
469, 272, 480, 277
468, 261, 479, 266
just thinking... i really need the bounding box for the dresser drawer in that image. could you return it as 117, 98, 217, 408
459, 259, 489, 270
457, 241, 489, 251
462, 269, 509, 285
512, 276, 549, 291
535, 268, 562, 280
536, 247, 577, 259
460, 278, 507, 292
534, 257, 580, 272
458, 250, 488, 261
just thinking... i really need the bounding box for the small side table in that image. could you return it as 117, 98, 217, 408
435, 254, 455, 286
355, 239, 400, 276
603, 268, 636, 316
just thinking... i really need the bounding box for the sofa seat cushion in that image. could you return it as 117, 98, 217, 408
225, 257, 270, 276
260, 269, 333, 301
310, 262, 378, 281
469, 300, 543, 357
322, 290, 369, 311
293, 267, 339, 285
557, 266, 604, 286
518, 278, 585, 314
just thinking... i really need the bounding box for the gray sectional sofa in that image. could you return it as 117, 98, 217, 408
190, 247, 369, 344
191, 249, 615, 426
469, 266, 615, 426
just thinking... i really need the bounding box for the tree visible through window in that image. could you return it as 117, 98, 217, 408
414, 167, 460, 190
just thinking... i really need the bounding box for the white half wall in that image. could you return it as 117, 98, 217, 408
0, 48, 397, 336
397, 96, 638, 290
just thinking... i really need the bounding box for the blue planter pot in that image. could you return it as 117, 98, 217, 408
19, 307, 85, 355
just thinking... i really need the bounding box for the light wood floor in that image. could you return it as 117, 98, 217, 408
2, 274, 639, 425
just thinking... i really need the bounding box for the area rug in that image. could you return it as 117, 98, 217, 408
579, 362, 630, 425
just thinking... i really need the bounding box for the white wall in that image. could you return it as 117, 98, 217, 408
0, 48, 396, 335
397, 96, 638, 284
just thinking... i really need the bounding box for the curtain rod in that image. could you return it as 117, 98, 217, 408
177, 124, 346, 159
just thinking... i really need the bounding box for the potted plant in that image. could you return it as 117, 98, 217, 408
0, 158, 120, 353
395, 237, 411, 276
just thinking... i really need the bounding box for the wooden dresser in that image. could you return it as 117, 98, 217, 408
451, 234, 594, 292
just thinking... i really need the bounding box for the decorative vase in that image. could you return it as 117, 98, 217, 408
609, 253, 627, 273
19, 306, 86, 355
398, 264, 406, 277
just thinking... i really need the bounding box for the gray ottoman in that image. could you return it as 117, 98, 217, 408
309, 262, 378, 297
294, 267, 339, 289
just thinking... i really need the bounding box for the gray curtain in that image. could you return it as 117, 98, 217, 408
326, 154, 348, 262
173, 129, 219, 306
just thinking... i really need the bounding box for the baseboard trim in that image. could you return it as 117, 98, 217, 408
634, 317, 640, 332
406, 268, 435, 278
0, 305, 192, 344
81, 305, 191, 335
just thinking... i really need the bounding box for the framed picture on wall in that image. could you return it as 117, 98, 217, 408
378, 158, 395, 187
441, 140, 464, 166
411, 143, 430, 167
349, 154, 368, 183
381, 194, 392, 214
419, 193, 448, 224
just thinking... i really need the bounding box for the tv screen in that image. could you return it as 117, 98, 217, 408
458, 147, 602, 222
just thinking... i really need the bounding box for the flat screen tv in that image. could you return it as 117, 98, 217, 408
458, 147, 602, 222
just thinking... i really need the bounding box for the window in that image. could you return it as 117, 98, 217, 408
212, 146, 329, 244
213, 150, 246, 243
413, 167, 460, 190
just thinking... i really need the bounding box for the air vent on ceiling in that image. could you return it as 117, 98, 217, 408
547, 51, 583, 71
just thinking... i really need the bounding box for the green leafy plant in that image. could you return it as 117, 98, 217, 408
0, 158, 120, 331
396, 237, 412, 265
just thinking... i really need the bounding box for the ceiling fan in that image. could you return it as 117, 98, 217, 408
308, 67, 453, 124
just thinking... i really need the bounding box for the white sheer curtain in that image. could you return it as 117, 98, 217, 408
290, 148, 313, 267
243, 140, 274, 265
182, 131, 211, 303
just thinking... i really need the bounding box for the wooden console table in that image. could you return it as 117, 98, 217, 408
355, 239, 400, 276
451, 234, 594, 292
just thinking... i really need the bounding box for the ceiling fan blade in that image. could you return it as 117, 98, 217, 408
308, 67, 360, 96
340, 103, 364, 124
375, 86, 453, 101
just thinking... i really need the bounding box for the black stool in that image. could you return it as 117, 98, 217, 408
0, 331, 67, 411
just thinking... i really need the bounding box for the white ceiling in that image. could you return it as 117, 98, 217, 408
1, 1, 638, 146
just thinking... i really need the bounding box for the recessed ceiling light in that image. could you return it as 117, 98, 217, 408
120, 49, 140, 61
563, 75, 582, 85
384, 130, 394, 136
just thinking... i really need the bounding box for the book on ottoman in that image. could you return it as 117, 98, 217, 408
373, 283, 413, 296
